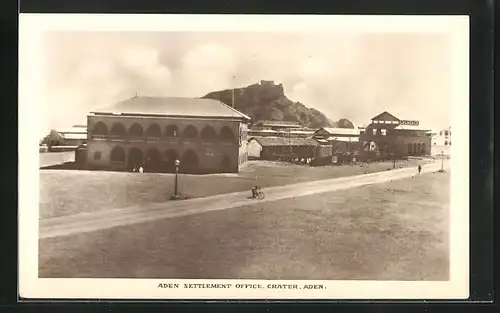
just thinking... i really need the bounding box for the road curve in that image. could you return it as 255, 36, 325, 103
40, 161, 449, 239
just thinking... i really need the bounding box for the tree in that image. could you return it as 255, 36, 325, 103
336, 118, 355, 128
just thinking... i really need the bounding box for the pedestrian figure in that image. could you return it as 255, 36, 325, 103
139, 166, 144, 173
418, 165, 422, 175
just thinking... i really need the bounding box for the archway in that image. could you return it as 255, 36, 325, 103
129, 123, 143, 137
92, 121, 108, 135
221, 155, 231, 172
220, 126, 235, 142
145, 148, 161, 172
165, 125, 179, 137
110, 123, 126, 137
181, 149, 199, 173
110, 146, 126, 163
128, 147, 144, 170
145, 124, 161, 138
201, 125, 217, 142
163, 149, 179, 173
183, 125, 198, 140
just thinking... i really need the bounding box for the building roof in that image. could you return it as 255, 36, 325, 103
90, 96, 251, 120
57, 125, 87, 134
314, 138, 329, 144
394, 125, 430, 131
371, 111, 400, 121
61, 133, 87, 140
315, 127, 360, 136
250, 136, 318, 147
254, 120, 301, 127
327, 136, 360, 142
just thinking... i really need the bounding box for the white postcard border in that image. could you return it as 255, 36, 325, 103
18, 14, 470, 300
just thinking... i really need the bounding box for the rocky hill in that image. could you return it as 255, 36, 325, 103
202, 81, 354, 129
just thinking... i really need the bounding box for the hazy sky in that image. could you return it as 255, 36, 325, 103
40, 31, 451, 137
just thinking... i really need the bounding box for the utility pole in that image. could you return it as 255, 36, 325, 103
231, 75, 235, 108
232, 88, 235, 108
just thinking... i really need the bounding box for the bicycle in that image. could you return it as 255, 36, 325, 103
256, 189, 265, 200
250, 189, 265, 200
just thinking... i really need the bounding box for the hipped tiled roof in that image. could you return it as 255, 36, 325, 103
91, 96, 251, 120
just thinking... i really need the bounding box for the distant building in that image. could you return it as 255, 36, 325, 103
433, 126, 452, 146
248, 120, 315, 138
251, 120, 302, 131
86, 96, 250, 174
247, 136, 318, 160
312, 127, 361, 139
44, 125, 87, 151
359, 111, 432, 157
312, 127, 361, 156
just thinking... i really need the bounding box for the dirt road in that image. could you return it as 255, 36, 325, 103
40, 160, 448, 239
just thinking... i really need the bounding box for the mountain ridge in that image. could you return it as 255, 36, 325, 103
202, 81, 354, 129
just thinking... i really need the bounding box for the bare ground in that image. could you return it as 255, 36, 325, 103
40, 159, 429, 219
39, 171, 449, 281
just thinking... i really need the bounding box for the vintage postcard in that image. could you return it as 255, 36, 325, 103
19, 14, 469, 300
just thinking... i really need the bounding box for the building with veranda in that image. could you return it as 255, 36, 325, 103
85, 96, 251, 174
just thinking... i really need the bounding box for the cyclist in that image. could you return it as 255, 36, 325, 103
251, 185, 261, 198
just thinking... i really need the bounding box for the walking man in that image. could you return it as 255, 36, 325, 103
418, 164, 422, 175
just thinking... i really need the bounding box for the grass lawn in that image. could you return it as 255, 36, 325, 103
40, 159, 427, 218
39, 170, 449, 280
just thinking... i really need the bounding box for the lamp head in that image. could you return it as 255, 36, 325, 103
175, 159, 180, 167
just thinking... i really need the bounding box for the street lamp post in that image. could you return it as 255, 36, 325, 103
171, 159, 181, 200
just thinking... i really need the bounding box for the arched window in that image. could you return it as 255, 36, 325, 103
110, 123, 126, 136
165, 125, 179, 137
127, 148, 143, 169
164, 149, 179, 163
110, 146, 126, 162
145, 124, 161, 138
201, 125, 217, 142
92, 121, 108, 135
181, 149, 199, 172
145, 148, 161, 172
444, 140, 448, 146
129, 123, 143, 137
220, 126, 235, 142
163, 149, 179, 173
182, 125, 198, 140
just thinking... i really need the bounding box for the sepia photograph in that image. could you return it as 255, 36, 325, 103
19, 14, 469, 300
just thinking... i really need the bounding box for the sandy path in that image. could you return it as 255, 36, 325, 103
40, 160, 448, 239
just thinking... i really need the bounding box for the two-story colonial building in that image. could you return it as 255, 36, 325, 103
85, 96, 251, 174
359, 111, 432, 157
